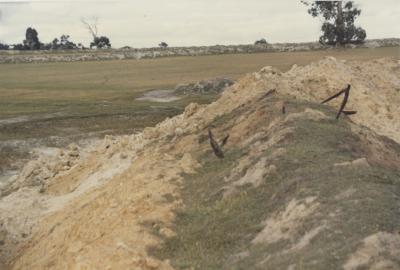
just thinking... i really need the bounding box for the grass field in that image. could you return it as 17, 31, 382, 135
0, 47, 398, 119
0, 47, 398, 173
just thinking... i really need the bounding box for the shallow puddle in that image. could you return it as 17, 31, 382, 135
136, 89, 181, 102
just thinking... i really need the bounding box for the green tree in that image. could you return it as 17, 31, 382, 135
302, 1, 366, 45
23, 27, 41, 50
159, 42, 168, 48
90, 36, 111, 49
13, 44, 25, 50
60, 35, 78, 49
254, 38, 268, 45
48, 35, 78, 50
51, 38, 60, 49
0, 43, 9, 50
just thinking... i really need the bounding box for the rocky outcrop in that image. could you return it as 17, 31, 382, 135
0, 39, 398, 64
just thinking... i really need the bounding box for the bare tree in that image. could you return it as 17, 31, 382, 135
81, 16, 99, 39
80, 17, 111, 49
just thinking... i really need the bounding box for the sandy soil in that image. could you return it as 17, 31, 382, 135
245, 57, 400, 144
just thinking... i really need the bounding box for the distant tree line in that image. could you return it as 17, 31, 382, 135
0, 25, 111, 51
0, 2, 367, 51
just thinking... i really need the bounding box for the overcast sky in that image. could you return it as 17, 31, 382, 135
0, 0, 399, 48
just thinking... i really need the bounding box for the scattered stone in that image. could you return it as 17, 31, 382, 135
67, 143, 79, 152
183, 103, 202, 118
174, 128, 184, 137
145, 258, 161, 269
259, 66, 281, 75
174, 78, 234, 95
1, 39, 397, 64
68, 151, 79, 158
159, 227, 176, 238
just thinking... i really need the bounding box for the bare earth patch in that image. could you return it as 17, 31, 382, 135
344, 232, 400, 270
252, 197, 320, 245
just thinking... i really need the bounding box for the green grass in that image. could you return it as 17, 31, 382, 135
151, 99, 400, 270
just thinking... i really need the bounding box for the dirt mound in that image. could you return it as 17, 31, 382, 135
252, 57, 400, 143
1, 57, 399, 269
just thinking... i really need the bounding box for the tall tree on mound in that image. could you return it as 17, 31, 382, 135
302, 1, 366, 45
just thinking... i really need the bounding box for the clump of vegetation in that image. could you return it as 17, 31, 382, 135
254, 38, 268, 45
48, 35, 82, 50
0, 43, 9, 50
90, 36, 111, 49
159, 42, 169, 48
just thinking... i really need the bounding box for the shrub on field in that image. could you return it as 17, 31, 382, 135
0, 43, 9, 50
90, 36, 111, 49
254, 38, 268, 45
159, 42, 169, 48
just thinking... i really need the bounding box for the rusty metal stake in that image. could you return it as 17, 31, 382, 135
208, 129, 225, 159
221, 135, 230, 147
342, 110, 357, 116
321, 87, 347, 104
260, 89, 276, 100
336, 84, 351, 119
321, 84, 354, 120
